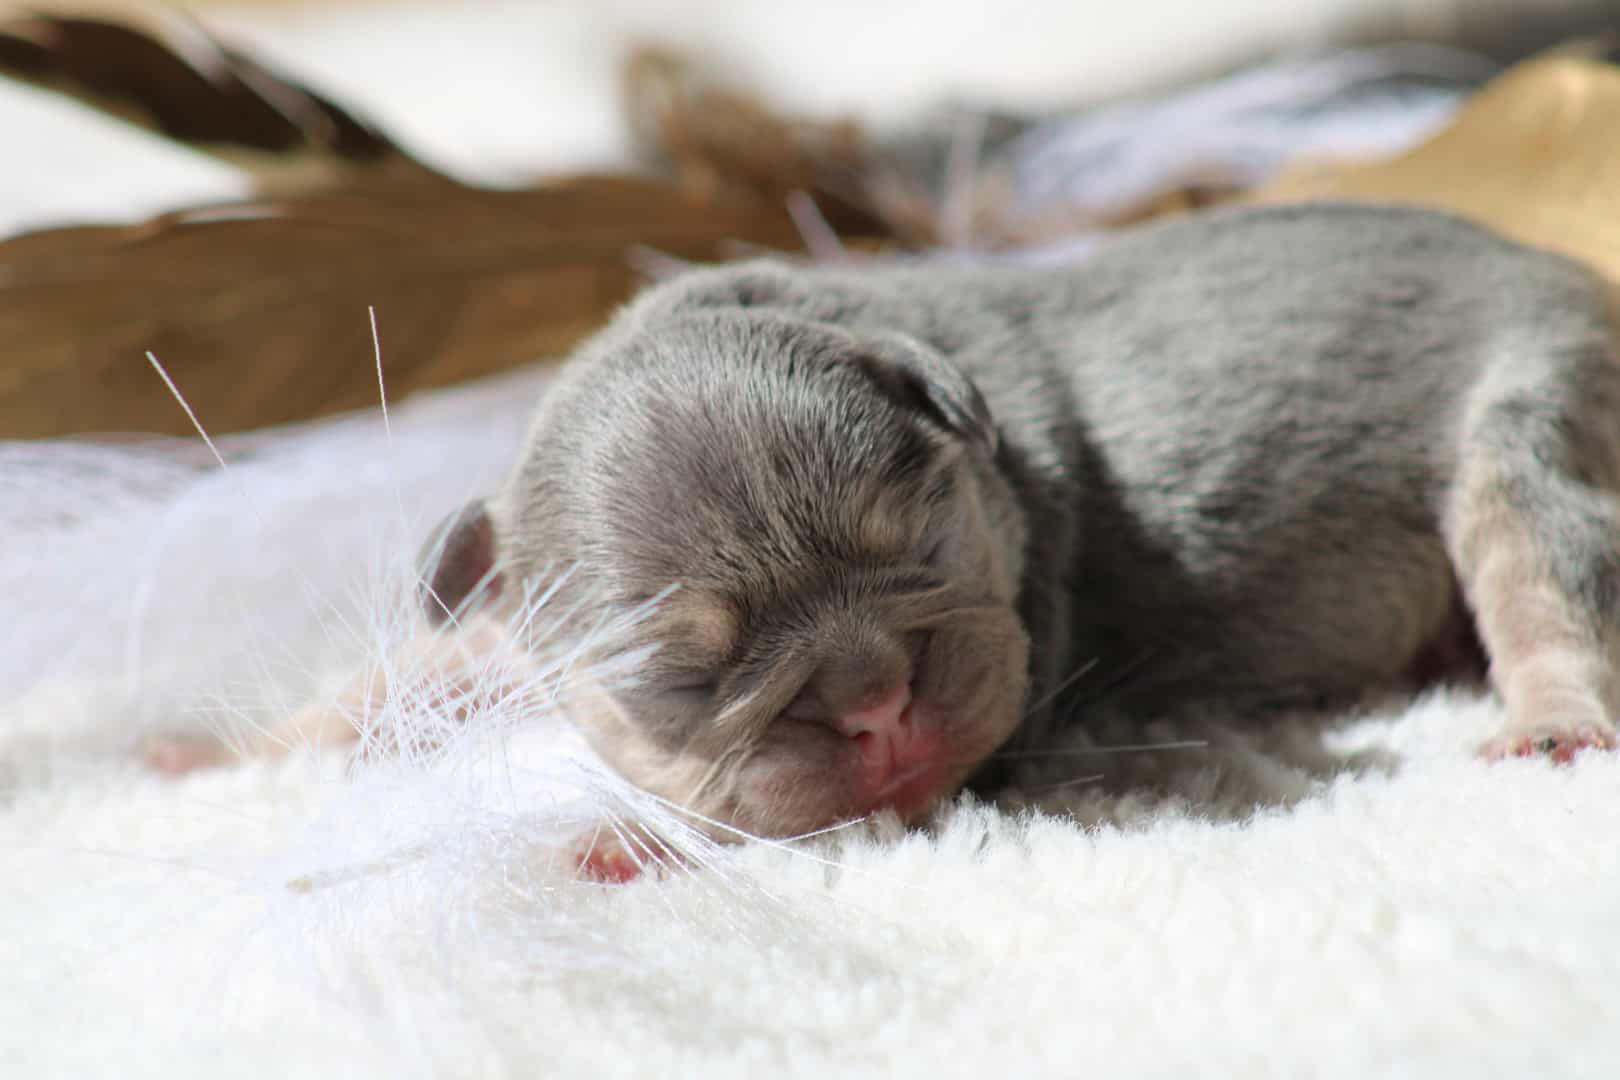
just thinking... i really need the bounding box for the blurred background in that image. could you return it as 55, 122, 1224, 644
7, 0, 1619, 213
4, 0, 1619, 438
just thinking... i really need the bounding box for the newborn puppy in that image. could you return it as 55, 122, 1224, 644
346, 203, 1620, 839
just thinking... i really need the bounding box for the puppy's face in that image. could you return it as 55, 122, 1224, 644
437, 307, 1029, 838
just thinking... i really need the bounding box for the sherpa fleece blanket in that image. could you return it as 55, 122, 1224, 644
6, 34, 1620, 1080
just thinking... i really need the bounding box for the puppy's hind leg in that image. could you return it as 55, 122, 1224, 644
1449, 342, 1620, 763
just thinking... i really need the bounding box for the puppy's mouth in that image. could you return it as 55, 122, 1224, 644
843, 698, 977, 822
866, 761, 950, 820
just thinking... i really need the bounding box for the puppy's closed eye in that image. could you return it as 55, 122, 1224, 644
660, 678, 718, 706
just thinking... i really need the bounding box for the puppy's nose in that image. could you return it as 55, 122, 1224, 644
828, 682, 913, 742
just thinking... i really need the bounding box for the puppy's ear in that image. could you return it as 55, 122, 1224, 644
856, 331, 998, 455
418, 500, 504, 626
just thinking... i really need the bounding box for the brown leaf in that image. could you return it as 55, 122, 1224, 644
0, 176, 847, 440
1254, 54, 1620, 287
622, 47, 886, 238
0, 12, 435, 194
0, 32, 906, 440
621, 46, 1248, 251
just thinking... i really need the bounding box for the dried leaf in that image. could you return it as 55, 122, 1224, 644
623, 47, 884, 236
0, 176, 839, 439
0, 29, 907, 439
620, 46, 1255, 250
0, 12, 435, 195
1254, 55, 1620, 286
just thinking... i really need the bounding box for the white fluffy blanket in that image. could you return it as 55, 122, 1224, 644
6, 3, 1620, 1075
6, 361, 1620, 1077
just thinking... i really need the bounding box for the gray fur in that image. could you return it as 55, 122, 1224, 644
459, 201, 1620, 836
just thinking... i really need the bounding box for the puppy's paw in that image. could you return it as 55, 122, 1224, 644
571, 827, 686, 884
142, 701, 362, 778
1480, 721, 1618, 765
142, 733, 236, 776
574, 838, 646, 884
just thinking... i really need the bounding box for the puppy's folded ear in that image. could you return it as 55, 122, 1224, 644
418, 500, 504, 626
640, 261, 998, 452
855, 331, 999, 455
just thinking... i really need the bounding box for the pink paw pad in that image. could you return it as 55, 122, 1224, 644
571, 829, 685, 884
1481, 725, 1618, 765
574, 842, 646, 884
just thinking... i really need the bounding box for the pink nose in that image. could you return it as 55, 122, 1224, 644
829, 682, 913, 742
827, 682, 945, 815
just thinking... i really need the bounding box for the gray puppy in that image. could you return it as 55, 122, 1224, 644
355, 203, 1620, 841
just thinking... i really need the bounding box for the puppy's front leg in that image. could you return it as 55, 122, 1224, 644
144, 616, 523, 774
